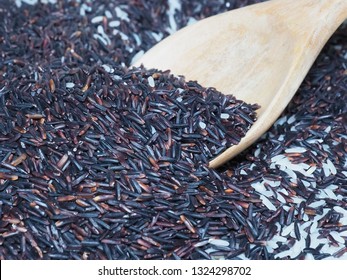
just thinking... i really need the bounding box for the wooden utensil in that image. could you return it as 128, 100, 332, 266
133, 0, 347, 168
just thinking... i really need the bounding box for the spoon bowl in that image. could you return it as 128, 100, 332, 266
133, 0, 347, 168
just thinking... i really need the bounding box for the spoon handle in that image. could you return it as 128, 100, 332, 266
276, 0, 347, 32
265, 0, 347, 66
256, 0, 347, 47
209, 0, 347, 168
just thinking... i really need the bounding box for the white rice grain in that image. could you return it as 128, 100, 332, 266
324, 126, 331, 133
187, 17, 197, 25
320, 189, 338, 200
251, 181, 266, 193
260, 195, 277, 211
333, 206, 347, 216
105, 10, 113, 19
147, 76, 155, 87
115, 7, 130, 22
151, 32, 163, 42
276, 193, 287, 204
79, 3, 92, 16
275, 116, 287, 126
291, 196, 305, 205
309, 233, 324, 248
285, 147, 307, 153
101, 64, 112, 73
254, 147, 261, 157
274, 250, 291, 259
301, 180, 311, 187
199, 122, 206, 129
97, 25, 111, 45
208, 238, 229, 247
166, 0, 181, 33
91, 16, 104, 24
284, 168, 297, 181
41, 0, 57, 3
329, 231, 345, 244
306, 166, 317, 175
305, 253, 315, 260
281, 224, 294, 237
66, 82, 75, 88
112, 29, 129, 41
308, 200, 326, 208
193, 240, 209, 247
290, 238, 306, 258
287, 115, 296, 124
302, 213, 309, 222
271, 154, 286, 163
322, 162, 331, 177
240, 170, 247, 175
326, 159, 337, 175
93, 34, 108, 46
310, 221, 318, 234
18, 0, 38, 6
109, 20, 120, 27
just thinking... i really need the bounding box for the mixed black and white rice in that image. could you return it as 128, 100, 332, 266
0, 0, 346, 260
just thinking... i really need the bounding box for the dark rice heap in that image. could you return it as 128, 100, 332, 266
0, 0, 346, 260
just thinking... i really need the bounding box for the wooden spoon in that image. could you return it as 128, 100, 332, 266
133, 0, 347, 168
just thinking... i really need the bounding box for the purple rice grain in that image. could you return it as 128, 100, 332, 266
1, 0, 347, 260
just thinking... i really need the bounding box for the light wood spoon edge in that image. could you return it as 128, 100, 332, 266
133, 0, 347, 168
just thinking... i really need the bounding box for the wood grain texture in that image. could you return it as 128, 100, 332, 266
133, 0, 347, 168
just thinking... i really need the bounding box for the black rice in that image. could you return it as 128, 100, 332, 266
0, 0, 347, 260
